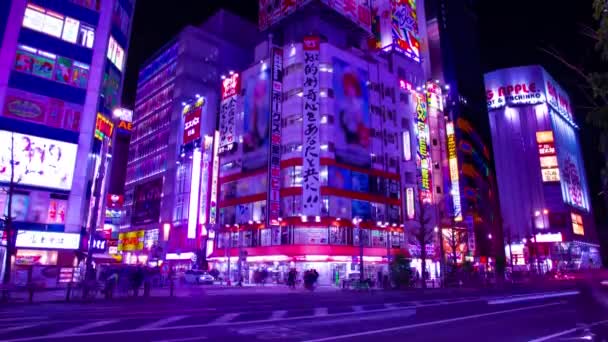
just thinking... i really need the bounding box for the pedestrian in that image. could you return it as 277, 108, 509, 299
104, 272, 118, 300
287, 269, 296, 289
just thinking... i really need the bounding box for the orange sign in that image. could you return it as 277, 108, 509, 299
117, 120, 133, 131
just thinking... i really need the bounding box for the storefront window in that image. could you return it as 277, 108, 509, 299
390, 231, 403, 248
260, 229, 271, 246
353, 228, 370, 247
329, 226, 346, 245
293, 227, 328, 245
371, 230, 387, 248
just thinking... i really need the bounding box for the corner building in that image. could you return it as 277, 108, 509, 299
211, 0, 444, 285
0, 0, 134, 279
485, 65, 601, 271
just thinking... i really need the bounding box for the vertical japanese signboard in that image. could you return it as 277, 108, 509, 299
182, 97, 205, 145
209, 131, 221, 225
446, 122, 462, 221
219, 73, 240, 154
267, 47, 283, 228
415, 93, 432, 203
302, 36, 321, 216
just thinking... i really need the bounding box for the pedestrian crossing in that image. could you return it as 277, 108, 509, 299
0, 297, 489, 341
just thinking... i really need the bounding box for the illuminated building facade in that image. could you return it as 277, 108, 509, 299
0, 0, 134, 276
210, 0, 446, 285
424, 0, 502, 264
122, 11, 257, 266
485, 65, 601, 271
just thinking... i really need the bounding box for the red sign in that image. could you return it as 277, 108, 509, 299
117, 120, 133, 131
538, 143, 555, 156
106, 194, 124, 209
95, 113, 114, 140
486, 82, 537, 100
221, 73, 240, 100
303, 36, 320, 51
183, 106, 202, 145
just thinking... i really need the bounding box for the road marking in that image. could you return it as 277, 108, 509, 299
314, 307, 328, 316
352, 305, 364, 312
487, 291, 580, 305
1, 323, 43, 333
270, 310, 287, 319
528, 319, 608, 342
302, 302, 565, 342
0, 307, 416, 341
0, 316, 47, 322
138, 315, 188, 330
47, 320, 118, 337
153, 337, 208, 342
209, 313, 240, 324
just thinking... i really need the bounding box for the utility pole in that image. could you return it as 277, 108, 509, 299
354, 217, 363, 281
2, 134, 17, 298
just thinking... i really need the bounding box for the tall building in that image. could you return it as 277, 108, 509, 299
0, 0, 134, 278
485, 65, 601, 271
121, 10, 257, 267
209, 0, 448, 286
424, 0, 502, 265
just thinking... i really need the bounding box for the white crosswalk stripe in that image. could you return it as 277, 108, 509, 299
209, 313, 240, 325
1, 323, 43, 334
48, 320, 118, 337
314, 307, 328, 316
138, 315, 188, 330
270, 310, 287, 319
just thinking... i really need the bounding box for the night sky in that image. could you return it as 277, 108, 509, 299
122, 0, 605, 222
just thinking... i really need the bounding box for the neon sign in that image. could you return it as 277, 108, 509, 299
415, 92, 432, 203
446, 122, 462, 221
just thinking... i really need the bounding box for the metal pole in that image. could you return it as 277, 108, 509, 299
225, 231, 231, 286
85, 136, 109, 281
358, 219, 364, 282
237, 225, 243, 286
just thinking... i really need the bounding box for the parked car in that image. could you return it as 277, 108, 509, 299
184, 270, 215, 284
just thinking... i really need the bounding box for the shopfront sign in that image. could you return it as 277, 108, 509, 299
415, 92, 432, 203
15, 231, 80, 250
219, 73, 240, 154
95, 113, 113, 140
446, 122, 462, 220
117, 230, 144, 251
536, 130, 560, 183
267, 46, 283, 228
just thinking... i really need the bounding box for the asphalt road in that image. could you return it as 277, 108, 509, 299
0, 285, 606, 342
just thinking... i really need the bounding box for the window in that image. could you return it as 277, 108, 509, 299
107, 36, 125, 71
293, 227, 328, 245
22, 4, 96, 48
14, 45, 90, 88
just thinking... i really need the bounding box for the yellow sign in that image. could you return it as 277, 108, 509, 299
117, 230, 144, 251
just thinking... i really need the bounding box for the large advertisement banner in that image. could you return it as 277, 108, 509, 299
218, 73, 240, 154
0, 131, 77, 191
391, 0, 421, 62
267, 47, 283, 228
182, 97, 205, 145
332, 57, 371, 167
131, 177, 163, 226
243, 67, 271, 170
551, 111, 590, 212
414, 93, 432, 203
302, 36, 321, 216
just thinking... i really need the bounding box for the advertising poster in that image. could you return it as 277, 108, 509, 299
131, 177, 163, 226
332, 57, 371, 167
27, 191, 50, 223
3, 92, 46, 124
118, 230, 144, 252
218, 73, 240, 154
414, 93, 432, 203
243, 67, 271, 170
15, 49, 35, 73
46, 99, 64, 128
182, 98, 205, 145
267, 47, 283, 227
391, 0, 421, 61
54, 56, 72, 84
70, 62, 89, 88
551, 111, 590, 212
47, 199, 67, 224
320, 0, 372, 32
370, 0, 392, 49
0, 131, 77, 191
302, 36, 321, 216
32, 54, 54, 79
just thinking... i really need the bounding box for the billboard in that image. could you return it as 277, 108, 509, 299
218, 73, 240, 154
258, 0, 304, 30
242, 65, 271, 170
95, 113, 113, 140
118, 230, 144, 251
551, 110, 590, 212
131, 177, 162, 226
332, 57, 371, 167
267, 47, 283, 227
446, 122, 462, 220
15, 231, 80, 250
182, 97, 205, 145
302, 36, 321, 216
391, 0, 421, 61
320, 0, 371, 32
0, 131, 77, 191
414, 93, 432, 203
